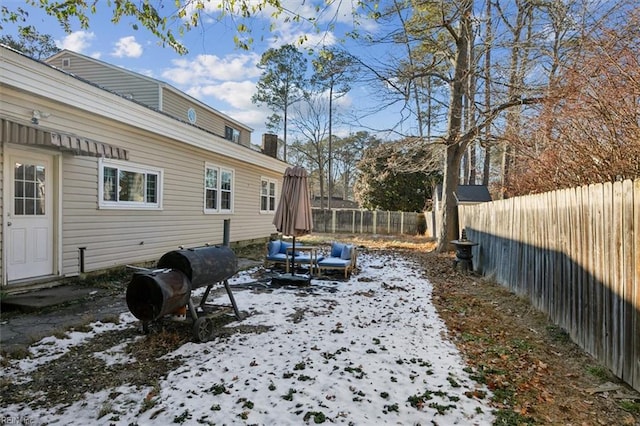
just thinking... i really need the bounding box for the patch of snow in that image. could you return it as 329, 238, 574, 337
2, 252, 494, 425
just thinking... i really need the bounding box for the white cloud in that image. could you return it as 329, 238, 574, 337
161, 53, 262, 84
227, 107, 270, 130
187, 80, 257, 110
111, 36, 143, 58
56, 31, 95, 53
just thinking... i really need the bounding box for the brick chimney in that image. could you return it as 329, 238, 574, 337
262, 133, 278, 159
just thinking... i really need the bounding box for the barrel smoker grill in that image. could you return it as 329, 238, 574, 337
126, 245, 242, 342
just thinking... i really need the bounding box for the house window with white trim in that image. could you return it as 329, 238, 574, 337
224, 125, 240, 143
260, 178, 276, 213
99, 159, 162, 209
205, 163, 234, 213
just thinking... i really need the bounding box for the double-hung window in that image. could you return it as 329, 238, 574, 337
205, 163, 234, 213
99, 159, 162, 209
260, 177, 276, 213
224, 125, 240, 143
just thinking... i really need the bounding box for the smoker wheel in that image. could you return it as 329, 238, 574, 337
193, 317, 213, 342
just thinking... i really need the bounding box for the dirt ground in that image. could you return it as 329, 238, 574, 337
305, 233, 639, 425
1, 234, 639, 425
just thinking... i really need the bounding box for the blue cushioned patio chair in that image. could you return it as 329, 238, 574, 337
317, 242, 358, 278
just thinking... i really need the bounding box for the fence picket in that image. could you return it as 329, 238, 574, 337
633, 179, 640, 389
622, 179, 635, 384
458, 178, 639, 392
591, 184, 605, 362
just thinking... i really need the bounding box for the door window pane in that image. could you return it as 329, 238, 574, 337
14, 162, 45, 216
25, 199, 35, 215
25, 165, 35, 181
14, 199, 24, 215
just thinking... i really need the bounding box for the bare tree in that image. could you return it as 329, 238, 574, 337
311, 48, 358, 209
507, 7, 640, 194
333, 131, 380, 201
288, 93, 331, 207
252, 45, 307, 162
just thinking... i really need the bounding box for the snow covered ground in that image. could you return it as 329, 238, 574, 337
2, 251, 494, 425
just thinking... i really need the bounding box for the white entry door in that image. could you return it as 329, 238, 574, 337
7, 153, 54, 281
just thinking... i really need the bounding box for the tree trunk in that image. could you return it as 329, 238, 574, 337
283, 100, 288, 162
328, 83, 333, 210
439, 143, 464, 250
482, 0, 493, 187
467, 29, 477, 185
498, 1, 534, 198
436, 0, 473, 252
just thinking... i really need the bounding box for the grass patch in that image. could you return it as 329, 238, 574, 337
546, 325, 571, 343
586, 365, 611, 381
282, 388, 296, 401
620, 400, 640, 415
139, 386, 161, 413
493, 408, 536, 425
383, 403, 399, 413
511, 338, 533, 351
492, 388, 517, 406
173, 409, 192, 423
344, 365, 365, 379
208, 383, 228, 395
428, 402, 457, 415
97, 402, 113, 419
303, 411, 326, 423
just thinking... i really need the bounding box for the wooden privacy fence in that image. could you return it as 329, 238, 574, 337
312, 209, 422, 235
459, 178, 639, 392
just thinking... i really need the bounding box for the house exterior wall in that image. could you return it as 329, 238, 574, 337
0, 141, 3, 283
46, 52, 160, 109
161, 88, 252, 147
1, 47, 286, 285
46, 51, 253, 149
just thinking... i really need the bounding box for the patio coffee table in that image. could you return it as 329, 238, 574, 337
285, 246, 321, 275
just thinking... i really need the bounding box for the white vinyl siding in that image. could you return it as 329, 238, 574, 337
0, 142, 4, 283
46, 51, 253, 147
163, 89, 252, 147
46, 53, 160, 109
0, 90, 286, 276
2, 49, 287, 282
162, 89, 216, 129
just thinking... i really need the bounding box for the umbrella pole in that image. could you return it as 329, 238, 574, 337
291, 236, 296, 276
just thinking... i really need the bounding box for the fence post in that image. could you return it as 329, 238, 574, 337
360, 210, 364, 234
352, 210, 356, 233
332, 209, 336, 233
401, 212, 404, 234
387, 211, 391, 234
373, 211, 377, 234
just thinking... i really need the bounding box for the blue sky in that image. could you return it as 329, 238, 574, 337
3, 1, 406, 147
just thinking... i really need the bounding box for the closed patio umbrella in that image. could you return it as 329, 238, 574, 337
273, 166, 313, 275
